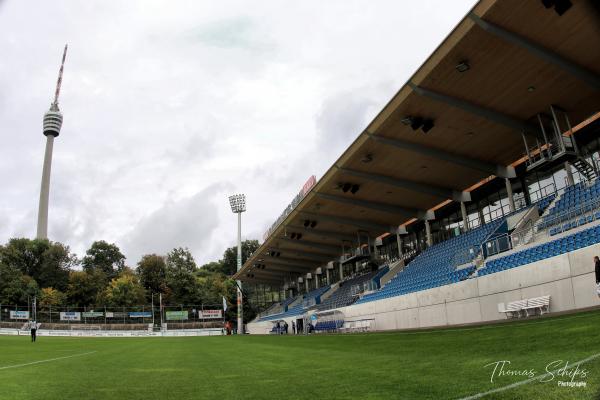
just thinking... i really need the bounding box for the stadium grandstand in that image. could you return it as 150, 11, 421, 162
235, 0, 600, 335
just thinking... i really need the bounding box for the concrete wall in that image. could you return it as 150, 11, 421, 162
247, 243, 600, 334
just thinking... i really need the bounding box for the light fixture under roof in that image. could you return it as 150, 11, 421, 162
421, 119, 434, 133
410, 117, 424, 131
361, 153, 373, 163
455, 60, 470, 73
527, 86, 536, 92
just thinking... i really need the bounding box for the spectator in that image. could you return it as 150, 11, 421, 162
595, 256, 600, 298
292, 321, 296, 335
284, 321, 289, 334
30, 320, 37, 342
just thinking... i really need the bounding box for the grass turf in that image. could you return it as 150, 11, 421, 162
2, 310, 600, 400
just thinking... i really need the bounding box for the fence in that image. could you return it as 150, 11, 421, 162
0, 304, 225, 330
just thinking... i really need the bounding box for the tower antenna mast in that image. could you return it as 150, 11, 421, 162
37, 44, 68, 239
52, 44, 68, 108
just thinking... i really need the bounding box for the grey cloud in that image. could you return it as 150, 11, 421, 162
189, 17, 262, 49
0, 0, 477, 267
120, 182, 233, 265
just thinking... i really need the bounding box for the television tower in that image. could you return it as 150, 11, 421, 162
36, 44, 67, 240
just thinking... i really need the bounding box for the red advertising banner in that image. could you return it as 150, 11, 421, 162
263, 175, 317, 241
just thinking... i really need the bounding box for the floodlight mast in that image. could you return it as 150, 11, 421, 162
228, 194, 246, 333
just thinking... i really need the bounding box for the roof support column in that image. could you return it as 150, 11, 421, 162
505, 178, 516, 213
460, 201, 469, 232
339, 262, 344, 281
326, 268, 331, 286
478, 202, 486, 227
425, 219, 433, 248
396, 233, 403, 260
305, 277, 309, 293
565, 161, 575, 186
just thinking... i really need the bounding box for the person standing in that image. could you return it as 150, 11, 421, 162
595, 256, 600, 298
30, 320, 37, 342
292, 320, 296, 335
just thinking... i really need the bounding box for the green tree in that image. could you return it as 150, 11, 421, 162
38, 242, 75, 291
220, 240, 260, 276
198, 261, 224, 276
0, 238, 74, 293
82, 241, 125, 280
0, 238, 50, 280
39, 287, 66, 310
165, 248, 199, 304
137, 254, 167, 299
66, 270, 106, 307
101, 272, 146, 307
0, 263, 31, 304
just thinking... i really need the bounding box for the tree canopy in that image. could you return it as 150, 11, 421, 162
0, 237, 262, 323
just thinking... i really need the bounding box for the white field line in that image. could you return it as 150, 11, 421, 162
0, 351, 97, 371
457, 352, 600, 400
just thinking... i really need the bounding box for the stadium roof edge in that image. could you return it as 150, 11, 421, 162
235, 0, 600, 283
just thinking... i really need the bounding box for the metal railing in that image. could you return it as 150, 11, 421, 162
538, 184, 600, 228
529, 182, 556, 204
482, 192, 600, 259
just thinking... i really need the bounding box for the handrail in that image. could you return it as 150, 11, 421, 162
483, 192, 600, 259
539, 196, 600, 230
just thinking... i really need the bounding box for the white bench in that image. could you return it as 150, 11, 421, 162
498, 299, 527, 318
522, 295, 550, 317
498, 295, 550, 318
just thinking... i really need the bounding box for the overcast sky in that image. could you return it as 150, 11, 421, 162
0, 0, 476, 266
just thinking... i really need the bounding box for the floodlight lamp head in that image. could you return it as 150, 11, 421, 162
228, 193, 246, 213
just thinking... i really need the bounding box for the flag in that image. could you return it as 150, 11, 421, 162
222, 296, 228, 312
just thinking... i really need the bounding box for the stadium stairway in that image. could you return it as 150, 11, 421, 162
257, 285, 332, 321
315, 269, 381, 311
378, 260, 404, 287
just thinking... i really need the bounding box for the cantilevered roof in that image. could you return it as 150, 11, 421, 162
234, 0, 600, 283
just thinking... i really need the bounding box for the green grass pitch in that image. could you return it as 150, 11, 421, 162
2, 310, 600, 400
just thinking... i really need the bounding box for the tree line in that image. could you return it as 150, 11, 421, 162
0, 238, 260, 322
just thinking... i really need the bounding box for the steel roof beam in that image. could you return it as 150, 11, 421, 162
250, 264, 309, 274
256, 257, 316, 268
338, 167, 471, 202
314, 192, 434, 221
284, 225, 357, 242
276, 237, 341, 254
408, 82, 538, 133
265, 249, 332, 262
469, 13, 600, 89
367, 133, 516, 178
299, 211, 399, 233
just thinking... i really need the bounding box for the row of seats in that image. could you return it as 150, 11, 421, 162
480, 225, 600, 276
356, 219, 503, 304
549, 212, 600, 236
315, 270, 379, 311
302, 285, 331, 307
314, 320, 344, 331
259, 286, 332, 321
539, 180, 600, 229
